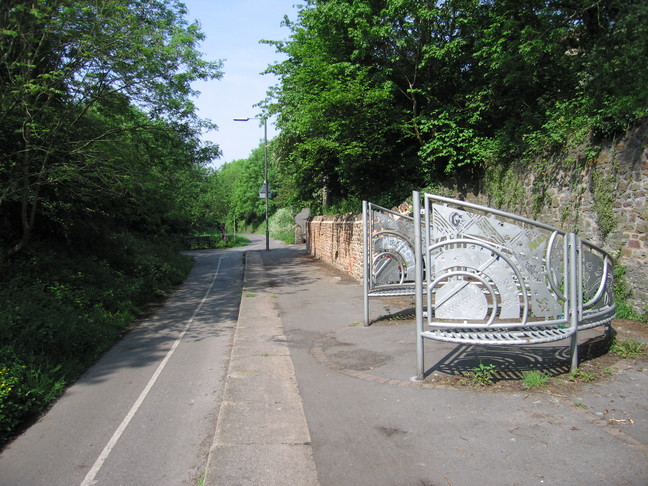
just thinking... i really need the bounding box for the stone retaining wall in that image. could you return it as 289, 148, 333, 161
305, 123, 647, 313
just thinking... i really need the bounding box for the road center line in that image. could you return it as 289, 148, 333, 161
81, 257, 223, 486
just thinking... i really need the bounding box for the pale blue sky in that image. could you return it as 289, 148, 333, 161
182, 0, 299, 166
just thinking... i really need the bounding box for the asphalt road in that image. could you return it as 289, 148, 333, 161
0, 235, 268, 486
263, 247, 648, 486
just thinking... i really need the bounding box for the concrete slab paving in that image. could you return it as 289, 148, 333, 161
203, 251, 318, 486
207, 444, 318, 486
264, 245, 648, 486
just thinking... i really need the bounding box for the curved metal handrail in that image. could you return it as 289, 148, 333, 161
427, 269, 499, 327
428, 238, 531, 327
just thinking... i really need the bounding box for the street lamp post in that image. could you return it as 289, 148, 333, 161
233, 117, 270, 251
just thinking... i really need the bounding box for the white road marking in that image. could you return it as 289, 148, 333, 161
81, 257, 223, 486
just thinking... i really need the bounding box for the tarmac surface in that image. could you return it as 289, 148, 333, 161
205, 242, 648, 486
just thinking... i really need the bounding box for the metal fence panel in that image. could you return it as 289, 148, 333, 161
361, 192, 616, 378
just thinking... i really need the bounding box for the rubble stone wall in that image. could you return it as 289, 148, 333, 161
305, 123, 647, 313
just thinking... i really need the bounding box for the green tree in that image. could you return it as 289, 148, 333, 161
264, 0, 647, 210
229, 146, 274, 226
574, 0, 648, 137
0, 0, 222, 256
266, 0, 421, 211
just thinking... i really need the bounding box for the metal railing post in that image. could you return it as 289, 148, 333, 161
413, 191, 424, 380
363, 200, 369, 326
568, 232, 580, 373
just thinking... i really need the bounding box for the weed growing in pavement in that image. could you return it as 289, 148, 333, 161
569, 369, 596, 383
610, 338, 647, 359
465, 362, 497, 386
521, 370, 550, 388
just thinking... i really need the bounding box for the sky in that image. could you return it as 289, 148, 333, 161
181, 0, 299, 166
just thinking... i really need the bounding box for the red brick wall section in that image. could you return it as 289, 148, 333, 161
306, 214, 363, 281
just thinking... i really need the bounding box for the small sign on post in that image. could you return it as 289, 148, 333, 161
259, 182, 272, 199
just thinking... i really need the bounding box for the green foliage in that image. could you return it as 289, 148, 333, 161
590, 170, 618, 238
0, 0, 223, 256
0, 0, 228, 445
610, 339, 647, 359
568, 369, 597, 383
615, 302, 646, 323
465, 362, 497, 386
268, 208, 297, 245
613, 265, 646, 322
521, 370, 550, 388
324, 197, 363, 216
0, 234, 192, 443
483, 163, 525, 210
183, 234, 251, 250
263, 0, 648, 210
0, 360, 67, 438
0, 365, 22, 435
216, 146, 277, 230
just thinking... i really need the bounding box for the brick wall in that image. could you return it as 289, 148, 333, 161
306, 214, 363, 281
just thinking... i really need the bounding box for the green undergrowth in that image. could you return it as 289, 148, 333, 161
183, 233, 251, 250
0, 233, 193, 444
254, 208, 297, 245
613, 265, 648, 323
610, 339, 647, 359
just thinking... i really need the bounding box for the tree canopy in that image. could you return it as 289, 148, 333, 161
0, 0, 223, 256
0, 0, 229, 440
264, 0, 648, 211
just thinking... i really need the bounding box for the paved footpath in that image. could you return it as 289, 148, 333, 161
207, 244, 647, 486
203, 251, 318, 485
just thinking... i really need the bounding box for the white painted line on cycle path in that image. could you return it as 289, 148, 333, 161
80, 257, 223, 486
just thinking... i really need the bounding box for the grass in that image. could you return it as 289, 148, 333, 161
610, 338, 647, 359
197, 471, 206, 486
521, 370, 550, 388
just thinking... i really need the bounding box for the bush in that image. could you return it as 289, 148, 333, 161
0, 232, 193, 443
182, 233, 251, 250
0, 364, 23, 435
0, 357, 67, 439
268, 208, 296, 244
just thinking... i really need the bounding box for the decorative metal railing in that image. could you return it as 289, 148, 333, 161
363, 192, 616, 378
362, 201, 419, 326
